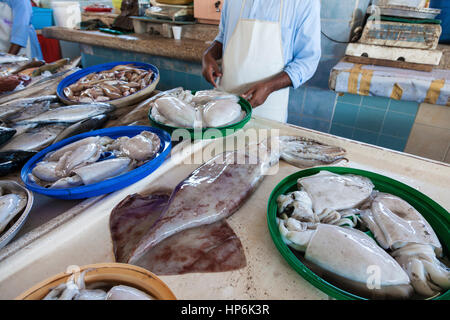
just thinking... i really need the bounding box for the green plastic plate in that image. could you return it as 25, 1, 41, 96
267, 167, 450, 300
148, 91, 252, 140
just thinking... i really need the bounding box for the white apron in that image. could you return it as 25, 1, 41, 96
0, 2, 32, 58
219, 0, 289, 123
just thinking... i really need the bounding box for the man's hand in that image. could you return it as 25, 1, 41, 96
202, 53, 222, 87
8, 44, 22, 55
241, 81, 273, 107
241, 72, 293, 107
202, 41, 223, 87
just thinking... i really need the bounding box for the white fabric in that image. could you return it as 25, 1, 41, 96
219, 0, 289, 123
0, 2, 32, 58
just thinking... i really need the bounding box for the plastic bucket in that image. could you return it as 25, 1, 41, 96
51, 1, 81, 29
431, 0, 450, 43
31, 7, 54, 30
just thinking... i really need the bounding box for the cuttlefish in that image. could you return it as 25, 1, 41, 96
110, 136, 347, 275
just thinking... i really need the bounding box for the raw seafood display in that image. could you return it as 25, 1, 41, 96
360, 193, 449, 297
0, 75, 31, 94
0, 180, 33, 249
29, 131, 161, 189
0, 58, 44, 78
0, 151, 37, 177
0, 57, 80, 105
0, 97, 115, 176
110, 136, 346, 275
0, 181, 29, 234
43, 270, 154, 300
63, 64, 156, 103
149, 88, 246, 128
276, 171, 449, 299
110, 192, 246, 275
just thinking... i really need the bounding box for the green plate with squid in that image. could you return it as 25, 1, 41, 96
148, 91, 252, 140
267, 167, 450, 300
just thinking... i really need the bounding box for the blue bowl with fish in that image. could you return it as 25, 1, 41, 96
57, 61, 160, 108
21, 126, 171, 200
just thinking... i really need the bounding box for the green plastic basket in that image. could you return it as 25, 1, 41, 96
267, 167, 450, 300
148, 92, 252, 140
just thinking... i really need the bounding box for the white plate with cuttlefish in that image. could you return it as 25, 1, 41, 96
21, 126, 172, 200
0, 180, 34, 249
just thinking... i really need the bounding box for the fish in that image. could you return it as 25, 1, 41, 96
0, 150, 37, 176
0, 124, 67, 152
53, 114, 109, 143
0, 95, 57, 121
11, 59, 45, 75
0, 180, 29, 235
0, 127, 16, 146
15, 103, 115, 125
0, 54, 29, 65
110, 192, 246, 275
0, 193, 27, 234
0, 69, 76, 105
2, 101, 51, 124
30, 58, 70, 77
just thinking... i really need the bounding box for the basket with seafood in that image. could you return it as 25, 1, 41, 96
21, 126, 171, 200
268, 167, 449, 300
0, 181, 34, 249
16, 263, 176, 300
57, 62, 160, 108
147, 88, 252, 139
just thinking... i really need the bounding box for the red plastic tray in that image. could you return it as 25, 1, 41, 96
84, 7, 113, 12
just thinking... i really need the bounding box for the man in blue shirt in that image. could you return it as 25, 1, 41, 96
0, 0, 43, 60
202, 0, 321, 122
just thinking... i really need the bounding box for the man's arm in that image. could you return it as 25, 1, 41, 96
8, 0, 33, 55
202, 0, 228, 87
202, 41, 223, 87
283, 0, 321, 90
8, 44, 22, 55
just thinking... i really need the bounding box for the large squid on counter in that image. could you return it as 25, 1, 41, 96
110, 136, 347, 275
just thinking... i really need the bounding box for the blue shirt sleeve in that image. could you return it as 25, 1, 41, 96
214, 0, 229, 44
8, 0, 32, 48
284, 0, 321, 89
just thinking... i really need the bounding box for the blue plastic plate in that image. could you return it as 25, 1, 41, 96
57, 61, 160, 106
21, 126, 171, 200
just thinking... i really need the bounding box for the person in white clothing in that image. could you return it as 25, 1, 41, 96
0, 0, 43, 59
202, 0, 321, 123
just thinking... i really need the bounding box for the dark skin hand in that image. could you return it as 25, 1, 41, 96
8, 44, 22, 55
202, 41, 292, 107
202, 40, 223, 88
241, 72, 292, 107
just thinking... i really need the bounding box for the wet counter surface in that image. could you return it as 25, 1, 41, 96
0, 116, 448, 300
42, 27, 210, 63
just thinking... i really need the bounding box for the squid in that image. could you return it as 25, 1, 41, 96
361, 193, 450, 297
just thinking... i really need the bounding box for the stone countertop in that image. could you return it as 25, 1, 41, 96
42, 26, 209, 63
0, 116, 449, 300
